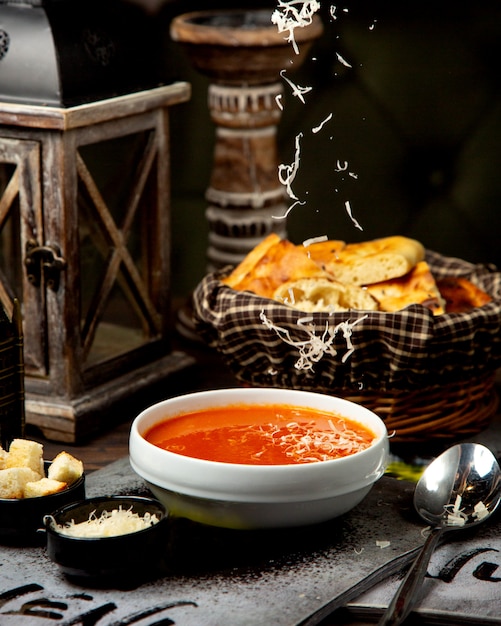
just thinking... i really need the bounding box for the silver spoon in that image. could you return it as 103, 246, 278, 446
378, 442, 501, 626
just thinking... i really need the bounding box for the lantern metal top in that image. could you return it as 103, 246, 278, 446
0, 0, 173, 107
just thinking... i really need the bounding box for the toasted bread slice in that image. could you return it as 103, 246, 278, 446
365, 261, 445, 315
222, 233, 281, 289
274, 277, 379, 313
0, 467, 41, 499
6, 439, 44, 478
436, 276, 492, 313
48, 451, 84, 485
307, 235, 425, 285
223, 234, 331, 299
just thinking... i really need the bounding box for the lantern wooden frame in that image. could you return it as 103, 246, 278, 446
0, 84, 193, 442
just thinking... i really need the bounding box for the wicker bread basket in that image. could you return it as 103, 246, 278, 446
192, 250, 501, 442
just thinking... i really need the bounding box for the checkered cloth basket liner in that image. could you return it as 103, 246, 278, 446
192, 250, 501, 397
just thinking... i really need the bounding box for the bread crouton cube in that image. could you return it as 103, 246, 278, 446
6, 439, 44, 477
0, 446, 8, 470
48, 451, 84, 485
24, 477, 67, 498
0, 467, 41, 499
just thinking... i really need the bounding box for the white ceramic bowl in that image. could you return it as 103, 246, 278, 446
129, 388, 389, 529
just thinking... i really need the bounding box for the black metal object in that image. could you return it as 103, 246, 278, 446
0, 299, 25, 450
0, 0, 173, 106
24, 240, 66, 291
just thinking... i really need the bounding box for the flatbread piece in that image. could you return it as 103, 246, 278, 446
365, 261, 445, 315
306, 235, 425, 285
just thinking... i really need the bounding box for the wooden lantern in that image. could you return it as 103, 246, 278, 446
0, 84, 193, 442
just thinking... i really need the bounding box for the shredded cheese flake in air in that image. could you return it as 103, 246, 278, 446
276, 198, 307, 220
271, 0, 321, 54
278, 132, 303, 201
336, 52, 352, 68
302, 235, 328, 247
376, 540, 391, 549
312, 113, 333, 133
280, 69, 313, 103
345, 200, 363, 231
275, 132, 307, 220
260, 310, 367, 371
50, 507, 160, 538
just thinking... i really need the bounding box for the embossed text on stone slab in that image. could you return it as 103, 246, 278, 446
349, 532, 501, 622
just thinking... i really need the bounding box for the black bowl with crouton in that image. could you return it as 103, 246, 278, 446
0, 440, 86, 543
0, 462, 86, 543
44, 496, 169, 585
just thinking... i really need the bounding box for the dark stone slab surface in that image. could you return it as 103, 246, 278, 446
1, 457, 499, 625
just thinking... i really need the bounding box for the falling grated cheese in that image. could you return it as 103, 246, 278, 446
278, 132, 303, 202
280, 69, 313, 103
274, 198, 307, 220
312, 113, 333, 133
260, 310, 367, 371
271, 0, 321, 54
50, 507, 160, 538
376, 540, 391, 549
344, 200, 363, 231
302, 235, 328, 247
336, 52, 352, 68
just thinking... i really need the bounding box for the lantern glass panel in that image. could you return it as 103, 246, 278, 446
77, 132, 162, 369
0, 164, 22, 302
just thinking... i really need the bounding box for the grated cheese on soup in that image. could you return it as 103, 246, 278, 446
254, 418, 373, 463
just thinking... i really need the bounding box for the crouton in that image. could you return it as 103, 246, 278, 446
0, 446, 8, 470
48, 451, 84, 485
24, 477, 67, 498
0, 467, 41, 499
6, 439, 44, 478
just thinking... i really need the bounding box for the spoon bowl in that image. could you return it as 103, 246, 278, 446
379, 443, 501, 626
414, 443, 501, 529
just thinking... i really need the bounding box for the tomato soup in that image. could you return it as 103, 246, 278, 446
144, 404, 375, 465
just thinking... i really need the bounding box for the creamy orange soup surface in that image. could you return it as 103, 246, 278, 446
144, 404, 376, 465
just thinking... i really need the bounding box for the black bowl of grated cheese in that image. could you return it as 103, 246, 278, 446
44, 495, 169, 584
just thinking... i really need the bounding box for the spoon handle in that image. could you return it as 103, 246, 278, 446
378, 525, 444, 626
